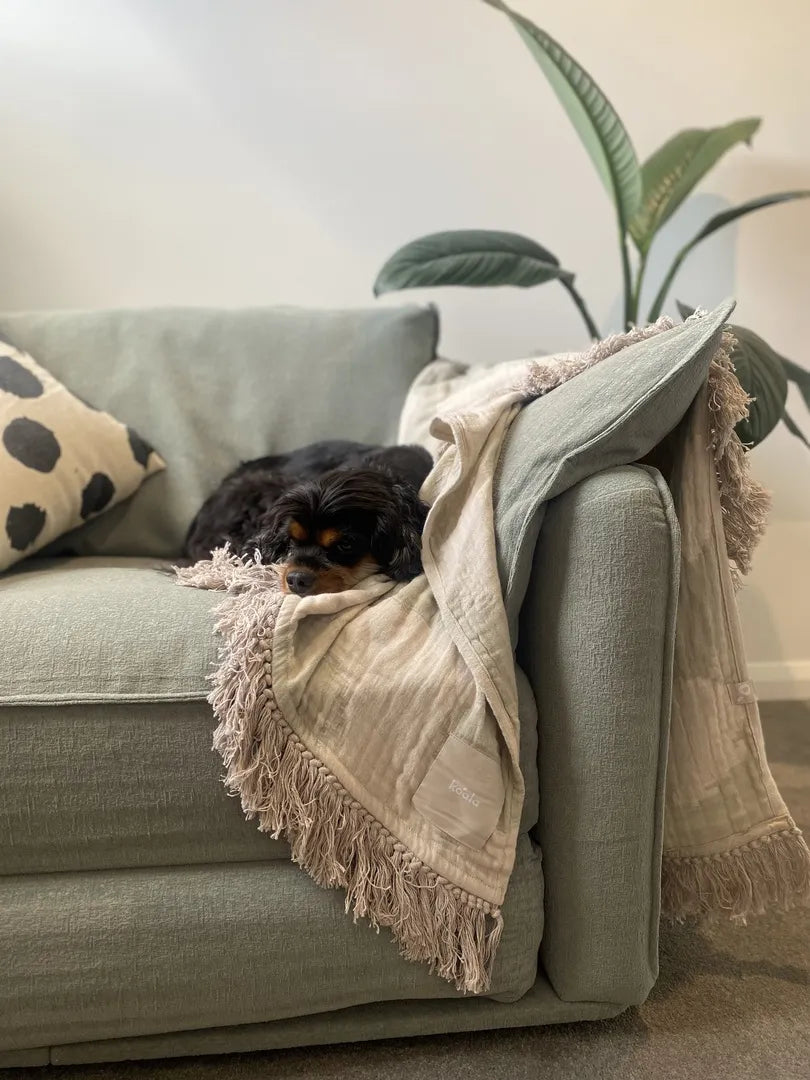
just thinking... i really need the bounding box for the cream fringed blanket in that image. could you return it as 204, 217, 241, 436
177, 311, 810, 994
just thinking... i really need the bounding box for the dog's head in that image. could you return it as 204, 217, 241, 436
251, 468, 428, 596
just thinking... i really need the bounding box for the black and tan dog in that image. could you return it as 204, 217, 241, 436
185, 440, 433, 596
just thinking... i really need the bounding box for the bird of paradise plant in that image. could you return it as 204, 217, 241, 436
374, 0, 810, 449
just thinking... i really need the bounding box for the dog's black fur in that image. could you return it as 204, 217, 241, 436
184, 440, 433, 595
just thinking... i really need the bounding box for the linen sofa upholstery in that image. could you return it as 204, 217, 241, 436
0, 304, 678, 1066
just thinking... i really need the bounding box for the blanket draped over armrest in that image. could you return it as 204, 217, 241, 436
176, 311, 810, 994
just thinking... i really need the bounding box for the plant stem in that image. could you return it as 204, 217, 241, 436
628, 250, 648, 327
620, 231, 633, 329
647, 248, 688, 323
561, 279, 601, 340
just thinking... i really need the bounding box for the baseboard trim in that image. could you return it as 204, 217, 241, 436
749, 661, 810, 702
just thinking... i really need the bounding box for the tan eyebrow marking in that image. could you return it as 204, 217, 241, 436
288, 520, 308, 542
318, 528, 342, 548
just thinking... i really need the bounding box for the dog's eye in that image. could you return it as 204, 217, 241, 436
335, 539, 354, 554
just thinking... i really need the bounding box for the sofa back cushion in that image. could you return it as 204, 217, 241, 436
0, 305, 438, 558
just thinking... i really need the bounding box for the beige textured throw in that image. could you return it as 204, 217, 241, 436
177, 314, 810, 994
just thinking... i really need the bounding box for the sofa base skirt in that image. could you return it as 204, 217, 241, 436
0, 977, 624, 1068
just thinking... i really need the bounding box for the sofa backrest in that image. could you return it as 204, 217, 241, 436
0, 304, 438, 559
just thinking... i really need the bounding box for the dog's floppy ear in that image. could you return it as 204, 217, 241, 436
372, 482, 429, 581
248, 506, 290, 564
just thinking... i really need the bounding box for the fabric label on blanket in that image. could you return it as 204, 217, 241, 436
412, 734, 505, 850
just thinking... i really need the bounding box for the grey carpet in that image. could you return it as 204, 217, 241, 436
4, 702, 809, 1079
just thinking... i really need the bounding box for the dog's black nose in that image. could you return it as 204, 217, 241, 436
286, 570, 317, 596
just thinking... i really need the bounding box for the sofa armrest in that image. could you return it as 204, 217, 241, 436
516, 464, 679, 1007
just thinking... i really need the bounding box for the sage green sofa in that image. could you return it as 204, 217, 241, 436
0, 304, 677, 1067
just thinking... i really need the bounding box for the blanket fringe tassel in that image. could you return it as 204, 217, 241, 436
662, 826, 810, 922
705, 327, 772, 585
202, 571, 502, 995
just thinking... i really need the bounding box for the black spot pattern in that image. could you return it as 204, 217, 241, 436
127, 426, 153, 468
0, 355, 44, 398
6, 503, 46, 550
80, 472, 115, 519
2, 417, 61, 472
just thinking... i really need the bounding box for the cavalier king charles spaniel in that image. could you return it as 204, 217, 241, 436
185, 440, 433, 596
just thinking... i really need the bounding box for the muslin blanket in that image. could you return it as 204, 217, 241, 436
177, 312, 810, 994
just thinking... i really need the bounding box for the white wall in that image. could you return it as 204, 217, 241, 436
1, 0, 808, 693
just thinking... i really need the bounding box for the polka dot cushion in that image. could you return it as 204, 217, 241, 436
0, 341, 165, 570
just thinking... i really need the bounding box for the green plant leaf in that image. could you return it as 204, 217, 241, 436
783, 409, 810, 450
648, 190, 810, 321
685, 190, 810, 250
728, 325, 789, 448
373, 230, 573, 295
677, 304, 794, 448
783, 357, 810, 412
629, 119, 761, 253
482, 1, 641, 229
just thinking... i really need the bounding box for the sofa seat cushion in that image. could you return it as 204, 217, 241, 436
0, 556, 214, 705
0, 838, 543, 1052
0, 557, 540, 875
